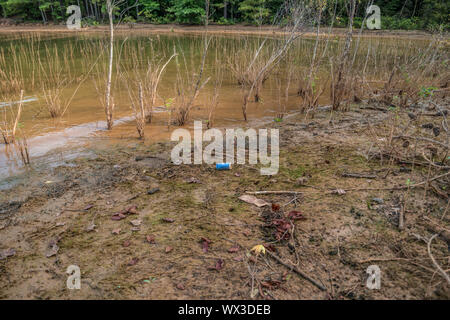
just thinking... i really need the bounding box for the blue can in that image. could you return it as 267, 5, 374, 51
216, 163, 232, 170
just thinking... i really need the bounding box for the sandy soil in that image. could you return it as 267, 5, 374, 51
0, 98, 448, 299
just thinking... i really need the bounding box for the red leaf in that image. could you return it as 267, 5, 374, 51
127, 205, 138, 214
227, 245, 239, 253
176, 283, 185, 290
261, 280, 282, 289
200, 237, 211, 253
128, 257, 139, 266
208, 258, 224, 271
216, 259, 224, 270
287, 210, 305, 220
165, 246, 173, 253
271, 203, 280, 212
146, 235, 155, 243
123, 240, 131, 247
111, 213, 126, 221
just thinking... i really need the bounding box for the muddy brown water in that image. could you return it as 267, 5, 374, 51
0, 31, 432, 186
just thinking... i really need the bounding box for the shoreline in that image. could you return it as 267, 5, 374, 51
0, 23, 443, 40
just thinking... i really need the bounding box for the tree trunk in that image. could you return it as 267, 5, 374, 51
224, 1, 227, 20
105, 0, 114, 130
89, 0, 95, 19
84, 0, 90, 17
38, 0, 47, 23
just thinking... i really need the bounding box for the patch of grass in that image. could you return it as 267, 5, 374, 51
220, 195, 248, 215
144, 212, 170, 226
279, 165, 307, 179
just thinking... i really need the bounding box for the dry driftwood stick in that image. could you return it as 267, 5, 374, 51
247, 172, 450, 196
398, 209, 405, 230
246, 191, 303, 195
267, 251, 327, 291
427, 234, 450, 285
331, 171, 450, 193
357, 257, 436, 274
341, 172, 377, 179
393, 135, 449, 149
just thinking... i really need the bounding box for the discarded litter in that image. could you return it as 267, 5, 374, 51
332, 189, 346, 195
86, 223, 96, 232
130, 219, 142, 227
238, 194, 269, 207
216, 163, 232, 170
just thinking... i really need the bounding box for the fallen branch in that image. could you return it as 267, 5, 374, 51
427, 234, 450, 285
398, 209, 405, 230
393, 135, 449, 149
342, 171, 450, 192
341, 172, 377, 179
267, 251, 327, 291
247, 172, 450, 196
357, 257, 436, 274
246, 191, 303, 195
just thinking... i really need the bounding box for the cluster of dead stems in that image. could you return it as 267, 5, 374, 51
172, 39, 210, 126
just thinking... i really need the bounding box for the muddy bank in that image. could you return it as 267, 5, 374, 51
0, 23, 440, 40
0, 99, 448, 299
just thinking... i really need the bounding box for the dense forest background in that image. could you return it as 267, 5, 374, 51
0, 0, 448, 31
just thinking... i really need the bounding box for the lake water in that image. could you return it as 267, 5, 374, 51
0, 30, 434, 182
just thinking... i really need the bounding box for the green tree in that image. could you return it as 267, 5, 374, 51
169, 0, 205, 24
238, 0, 270, 24
138, 0, 162, 21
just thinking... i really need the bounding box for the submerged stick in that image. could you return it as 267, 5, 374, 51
12, 90, 24, 140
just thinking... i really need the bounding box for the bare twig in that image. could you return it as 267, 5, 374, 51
267, 251, 326, 291
427, 234, 450, 285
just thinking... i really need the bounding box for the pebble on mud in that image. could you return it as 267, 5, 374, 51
371, 198, 384, 204
147, 187, 160, 195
